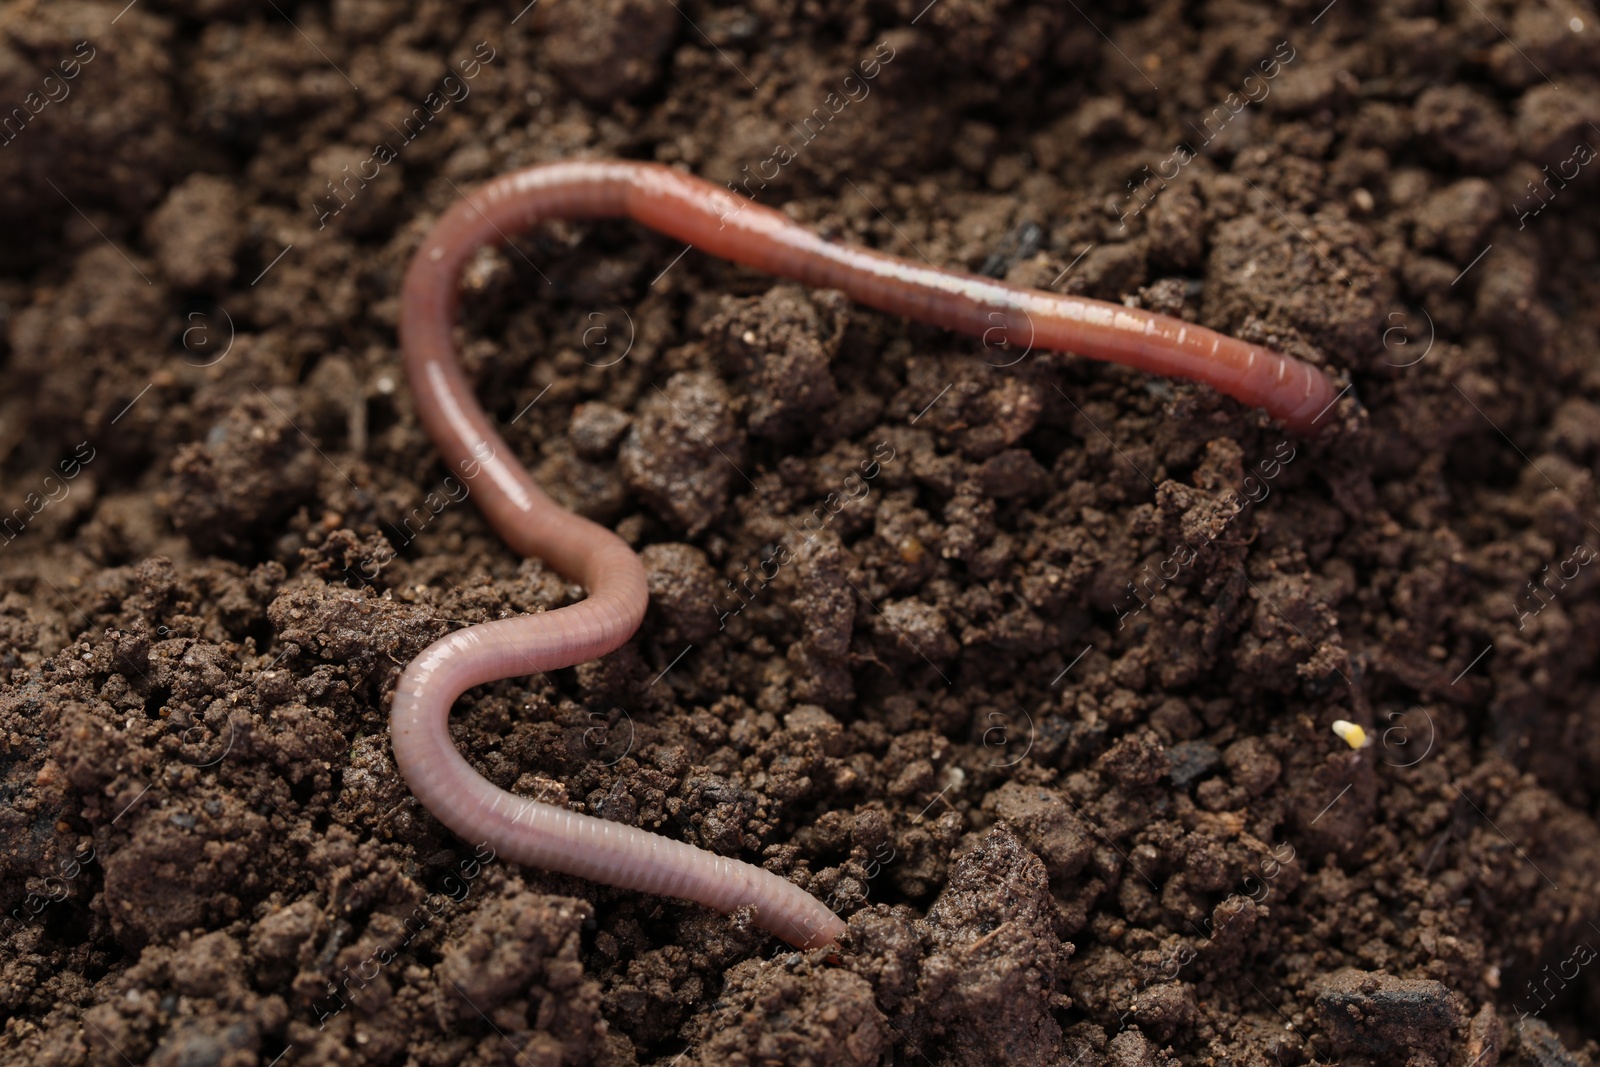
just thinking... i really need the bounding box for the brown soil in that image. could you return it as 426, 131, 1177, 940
3, 0, 1600, 1064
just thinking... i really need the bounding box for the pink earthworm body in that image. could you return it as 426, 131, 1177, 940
390, 160, 1342, 951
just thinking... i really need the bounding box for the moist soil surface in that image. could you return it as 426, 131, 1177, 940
3, 1, 1600, 1065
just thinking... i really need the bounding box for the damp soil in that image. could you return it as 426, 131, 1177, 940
3, 1, 1600, 1064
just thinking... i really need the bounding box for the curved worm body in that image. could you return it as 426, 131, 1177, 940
391, 161, 1339, 951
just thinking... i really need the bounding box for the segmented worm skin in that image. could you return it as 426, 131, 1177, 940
391, 160, 1340, 952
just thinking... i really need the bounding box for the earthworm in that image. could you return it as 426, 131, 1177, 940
389, 160, 1341, 951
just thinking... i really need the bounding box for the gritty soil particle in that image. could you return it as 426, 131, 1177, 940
691, 954, 887, 1067
619, 371, 742, 537
167, 392, 323, 556
3, 0, 1600, 1065
1315, 967, 1465, 1065
143, 174, 245, 292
